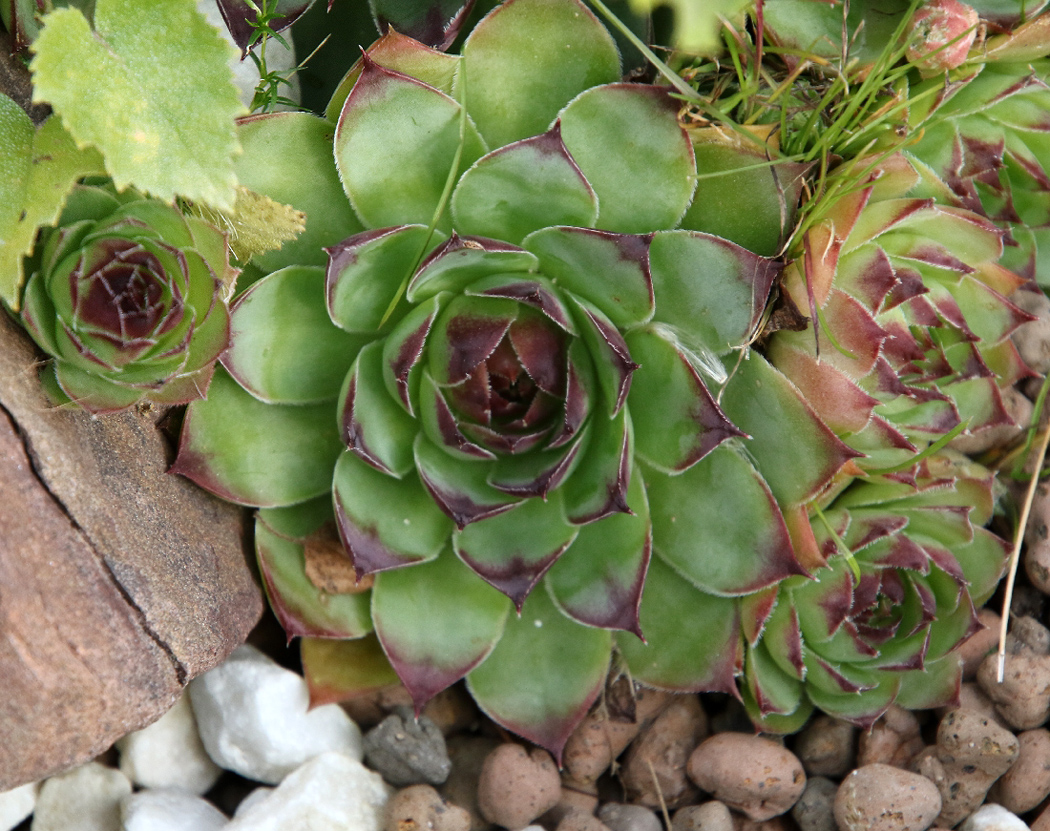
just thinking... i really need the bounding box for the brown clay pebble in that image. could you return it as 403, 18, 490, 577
556, 812, 612, 831
857, 706, 924, 769
793, 715, 856, 777
387, 785, 472, 831
671, 802, 734, 831
687, 733, 805, 821
958, 609, 1000, 680
477, 744, 561, 831
977, 650, 1050, 730
833, 763, 941, 831
621, 694, 707, 808
988, 728, 1050, 814
597, 804, 662, 831
790, 776, 837, 831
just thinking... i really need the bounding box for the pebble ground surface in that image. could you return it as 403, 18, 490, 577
7, 295, 1050, 831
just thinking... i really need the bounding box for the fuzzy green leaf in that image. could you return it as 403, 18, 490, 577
467, 583, 611, 762
0, 116, 105, 308
373, 549, 511, 709
627, 0, 750, 52
30, 0, 243, 210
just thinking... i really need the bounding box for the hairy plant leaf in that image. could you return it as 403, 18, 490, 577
627, 0, 750, 53
187, 185, 305, 264
31, 0, 243, 210
0, 115, 105, 307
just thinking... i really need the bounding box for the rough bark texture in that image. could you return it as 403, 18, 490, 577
0, 310, 262, 789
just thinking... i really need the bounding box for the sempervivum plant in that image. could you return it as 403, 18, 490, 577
172, 0, 1018, 753
19, 182, 234, 413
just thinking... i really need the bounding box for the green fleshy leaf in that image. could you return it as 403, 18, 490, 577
255, 516, 374, 640
954, 528, 1009, 606
466, 582, 612, 762
407, 237, 539, 303
454, 493, 579, 609
459, 0, 620, 148
258, 495, 333, 539
0, 117, 105, 308
626, 327, 743, 473
335, 57, 485, 232
744, 641, 803, 717
562, 404, 631, 524
805, 673, 901, 729
418, 370, 495, 461
339, 341, 419, 478
31, 0, 243, 209
327, 225, 435, 333
546, 469, 650, 635
332, 449, 453, 575
741, 685, 814, 735
224, 265, 367, 404
451, 123, 598, 245
382, 293, 446, 415
683, 139, 808, 257
719, 353, 860, 506
0, 92, 33, 265
172, 367, 343, 507
414, 433, 521, 528
373, 549, 511, 708
558, 84, 696, 234
646, 444, 805, 595
616, 555, 740, 693
301, 635, 401, 707
649, 230, 778, 355
894, 654, 962, 710
326, 31, 461, 122
236, 113, 365, 272
53, 362, 150, 414
525, 226, 653, 329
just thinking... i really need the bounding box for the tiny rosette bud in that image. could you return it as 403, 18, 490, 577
905, 0, 980, 76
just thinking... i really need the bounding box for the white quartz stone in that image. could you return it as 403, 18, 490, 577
189, 644, 362, 784
0, 782, 39, 831
121, 789, 228, 831
117, 693, 222, 795
223, 752, 388, 831
959, 804, 1030, 831
232, 789, 272, 819
31, 762, 131, 831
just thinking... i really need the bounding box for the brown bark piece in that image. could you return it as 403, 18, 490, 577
0, 312, 262, 789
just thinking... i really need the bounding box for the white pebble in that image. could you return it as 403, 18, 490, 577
189, 644, 362, 784
223, 752, 389, 831
30, 762, 131, 831
959, 803, 1030, 831
0, 782, 39, 831
233, 789, 273, 819
117, 693, 222, 795
120, 789, 228, 831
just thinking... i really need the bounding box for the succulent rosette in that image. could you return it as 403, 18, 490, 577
768, 155, 1034, 471
739, 452, 1007, 731
19, 183, 234, 413
172, 0, 1015, 754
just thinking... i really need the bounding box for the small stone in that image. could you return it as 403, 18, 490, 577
189, 644, 363, 784
120, 788, 228, 831
0, 781, 38, 831
233, 789, 273, 818
364, 708, 451, 787
556, 812, 612, 831
793, 715, 856, 777
988, 728, 1050, 814
687, 733, 805, 821
958, 804, 1030, 831
621, 694, 707, 808
477, 744, 561, 831
224, 751, 389, 831
386, 784, 470, 831
116, 692, 222, 794
833, 763, 941, 831
538, 781, 599, 828
949, 386, 1031, 455
597, 804, 662, 831
671, 802, 733, 831
30, 762, 131, 831
857, 706, 924, 769
441, 737, 499, 831
977, 650, 1050, 730
1012, 287, 1050, 374
1009, 615, 1050, 656
790, 776, 837, 831
946, 683, 1009, 729
958, 610, 1000, 680
562, 687, 672, 786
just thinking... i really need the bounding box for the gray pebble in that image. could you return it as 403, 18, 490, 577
597, 804, 662, 831
671, 802, 733, 831
364, 706, 451, 786
790, 776, 837, 831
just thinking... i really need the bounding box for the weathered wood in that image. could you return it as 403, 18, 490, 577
0, 311, 262, 789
